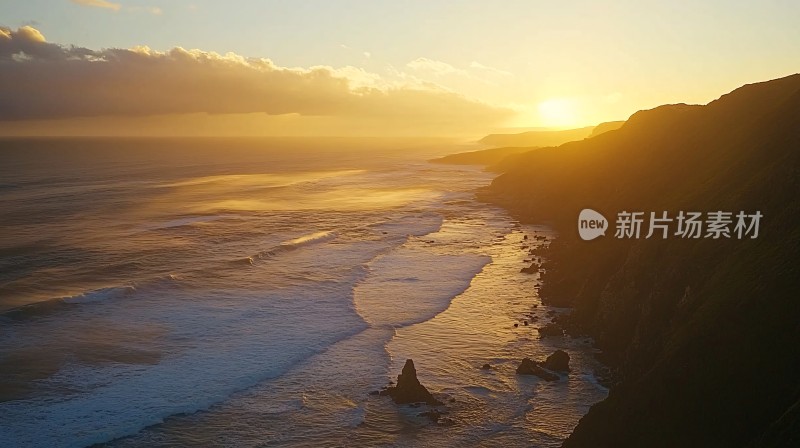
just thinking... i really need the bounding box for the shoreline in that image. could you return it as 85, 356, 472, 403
100, 171, 609, 447
375, 183, 608, 446
462, 74, 800, 447
1, 147, 609, 447
477, 190, 617, 386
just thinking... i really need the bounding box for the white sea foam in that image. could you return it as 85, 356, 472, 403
372, 212, 444, 238
355, 247, 490, 327
281, 230, 337, 247
0, 211, 475, 446
244, 230, 338, 264
0, 282, 369, 447
0, 210, 458, 446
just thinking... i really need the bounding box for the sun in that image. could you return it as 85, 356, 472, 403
537, 98, 579, 128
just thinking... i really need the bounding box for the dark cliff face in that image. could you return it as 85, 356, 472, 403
483, 74, 800, 447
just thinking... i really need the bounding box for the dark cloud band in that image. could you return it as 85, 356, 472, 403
0, 26, 511, 127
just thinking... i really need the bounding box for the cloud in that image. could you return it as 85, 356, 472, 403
0, 26, 68, 59
0, 26, 512, 133
407, 57, 468, 77
405, 58, 512, 87
70, 0, 122, 11
10, 25, 45, 43
470, 61, 513, 77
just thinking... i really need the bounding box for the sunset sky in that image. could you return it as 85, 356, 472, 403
1, 0, 798, 137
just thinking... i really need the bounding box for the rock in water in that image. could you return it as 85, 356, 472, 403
543, 349, 571, 372
538, 322, 564, 337
515, 357, 559, 381
385, 359, 443, 405
515, 357, 536, 374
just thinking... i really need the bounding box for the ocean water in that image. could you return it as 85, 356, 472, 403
0, 137, 608, 447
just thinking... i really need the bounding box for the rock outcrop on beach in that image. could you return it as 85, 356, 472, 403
515, 357, 559, 381
381, 359, 442, 406
483, 74, 800, 447
542, 350, 570, 372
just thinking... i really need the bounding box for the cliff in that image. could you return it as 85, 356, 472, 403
478, 126, 595, 147
435, 121, 627, 169
482, 74, 800, 447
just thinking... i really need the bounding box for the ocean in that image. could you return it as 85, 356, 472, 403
0, 137, 607, 447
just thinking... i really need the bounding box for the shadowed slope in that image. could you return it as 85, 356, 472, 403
483, 74, 800, 447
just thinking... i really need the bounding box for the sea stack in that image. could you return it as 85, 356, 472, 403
383, 359, 442, 406
515, 357, 559, 381
542, 349, 571, 372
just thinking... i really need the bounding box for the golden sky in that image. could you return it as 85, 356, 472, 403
1, 1, 798, 137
